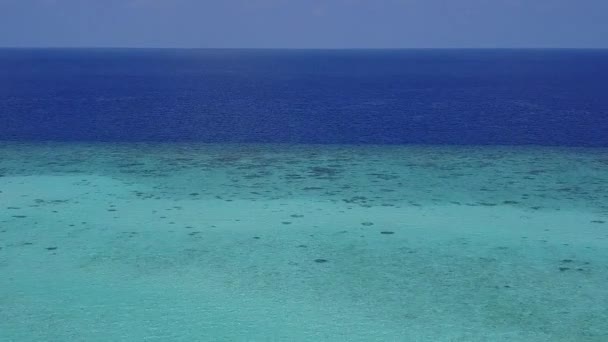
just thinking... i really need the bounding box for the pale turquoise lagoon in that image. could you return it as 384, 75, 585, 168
1, 142, 607, 341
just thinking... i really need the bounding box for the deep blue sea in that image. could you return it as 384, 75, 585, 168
1, 48, 607, 146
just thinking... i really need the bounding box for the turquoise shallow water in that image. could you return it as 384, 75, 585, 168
1, 142, 607, 341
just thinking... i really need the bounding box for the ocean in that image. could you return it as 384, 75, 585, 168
2, 48, 608, 145
1, 49, 607, 341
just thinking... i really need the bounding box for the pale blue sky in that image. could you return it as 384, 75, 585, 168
1, 0, 607, 48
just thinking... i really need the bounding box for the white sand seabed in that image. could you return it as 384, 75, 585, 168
1, 144, 608, 341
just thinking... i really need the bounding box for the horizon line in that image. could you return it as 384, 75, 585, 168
1, 46, 608, 50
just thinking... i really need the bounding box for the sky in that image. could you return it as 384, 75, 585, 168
0, 0, 607, 48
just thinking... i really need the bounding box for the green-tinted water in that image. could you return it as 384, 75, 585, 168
1, 143, 607, 341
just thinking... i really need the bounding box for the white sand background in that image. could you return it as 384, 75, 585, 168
1, 143, 607, 341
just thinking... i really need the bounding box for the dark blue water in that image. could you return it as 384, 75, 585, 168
1, 48, 607, 146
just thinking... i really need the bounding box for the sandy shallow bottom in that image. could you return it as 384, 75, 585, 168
1, 143, 607, 341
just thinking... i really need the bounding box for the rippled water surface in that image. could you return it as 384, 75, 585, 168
1, 143, 607, 341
